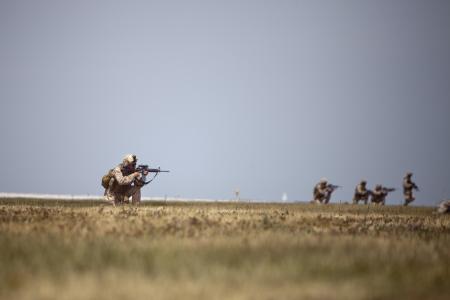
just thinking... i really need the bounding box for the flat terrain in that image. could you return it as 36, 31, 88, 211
0, 199, 449, 300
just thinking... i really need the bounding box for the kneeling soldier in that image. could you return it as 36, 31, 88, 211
312, 178, 328, 204
102, 154, 148, 205
370, 185, 395, 205
353, 180, 370, 204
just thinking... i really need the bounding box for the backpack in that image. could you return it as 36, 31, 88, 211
101, 169, 114, 189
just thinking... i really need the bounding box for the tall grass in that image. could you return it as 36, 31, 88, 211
0, 199, 448, 300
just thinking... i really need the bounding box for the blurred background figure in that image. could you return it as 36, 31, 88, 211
353, 180, 370, 204
312, 178, 328, 204
437, 200, 450, 214
371, 185, 395, 205
234, 188, 240, 202
403, 172, 419, 206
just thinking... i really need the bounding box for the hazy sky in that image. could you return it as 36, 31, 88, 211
1, 0, 449, 205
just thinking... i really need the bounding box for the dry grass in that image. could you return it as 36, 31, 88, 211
0, 199, 449, 300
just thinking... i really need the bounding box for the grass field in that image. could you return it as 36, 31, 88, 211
0, 199, 449, 300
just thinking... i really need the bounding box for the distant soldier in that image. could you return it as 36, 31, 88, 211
403, 172, 419, 206
102, 154, 148, 206
312, 178, 328, 204
370, 185, 395, 205
353, 180, 370, 204
437, 200, 450, 214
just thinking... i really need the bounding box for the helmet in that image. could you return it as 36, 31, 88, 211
406, 172, 413, 177
123, 154, 137, 165
375, 184, 382, 190
319, 177, 328, 184
361, 180, 367, 185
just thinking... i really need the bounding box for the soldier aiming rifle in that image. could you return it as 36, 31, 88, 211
102, 154, 169, 206
312, 178, 340, 204
370, 185, 395, 205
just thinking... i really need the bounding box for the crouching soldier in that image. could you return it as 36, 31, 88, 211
353, 180, 370, 204
403, 172, 419, 206
102, 154, 148, 205
370, 185, 395, 205
312, 178, 328, 204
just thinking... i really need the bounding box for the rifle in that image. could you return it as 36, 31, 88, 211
323, 184, 340, 204
135, 164, 170, 185
382, 187, 396, 194
327, 184, 341, 192
412, 183, 420, 191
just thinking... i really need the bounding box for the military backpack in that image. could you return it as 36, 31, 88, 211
101, 170, 114, 189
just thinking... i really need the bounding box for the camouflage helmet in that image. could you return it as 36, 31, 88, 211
360, 180, 367, 185
406, 172, 413, 177
123, 154, 137, 165
375, 184, 382, 190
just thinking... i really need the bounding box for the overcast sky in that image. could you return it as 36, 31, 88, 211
1, 0, 449, 205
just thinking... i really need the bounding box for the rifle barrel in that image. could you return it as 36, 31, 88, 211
147, 169, 169, 173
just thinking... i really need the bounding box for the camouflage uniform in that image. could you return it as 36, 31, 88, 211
353, 181, 370, 204
403, 173, 417, 206
437, 200, 450, 214
312, 180, 328, 204
370, 185, 387, 205
104, 155, 142, 205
